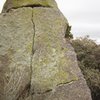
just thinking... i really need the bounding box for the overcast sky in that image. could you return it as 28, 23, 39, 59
0, 0, 100, 43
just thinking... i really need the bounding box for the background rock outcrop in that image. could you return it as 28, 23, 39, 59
0, 0, 92, 100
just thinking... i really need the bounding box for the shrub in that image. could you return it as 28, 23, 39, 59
71, 36, 100, 100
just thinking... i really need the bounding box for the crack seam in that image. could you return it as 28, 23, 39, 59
5, 5, 52, 13
33, 80, 76, 95
29, 8, 35, 100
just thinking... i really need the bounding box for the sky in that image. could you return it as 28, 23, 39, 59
0, 0, 100, 44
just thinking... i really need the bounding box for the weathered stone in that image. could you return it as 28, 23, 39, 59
0, 0, 92, 100
0, 8, 34, 100
2, 0, 57, 12
31, 8, 78, 94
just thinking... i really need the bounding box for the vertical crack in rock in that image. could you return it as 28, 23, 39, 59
29, 8, 35, 100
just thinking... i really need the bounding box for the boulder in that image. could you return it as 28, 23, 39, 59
0, 0, 92, 100
2, 0, 57, 12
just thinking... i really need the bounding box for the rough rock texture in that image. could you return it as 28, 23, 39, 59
0, 0, 92, 100
30, 8, 78, 94
2, 0, 57, 12
0, 8, 33, 100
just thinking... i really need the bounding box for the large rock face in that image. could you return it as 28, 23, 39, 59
0, 0, 92, 100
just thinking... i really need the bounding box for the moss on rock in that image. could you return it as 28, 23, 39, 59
3, 0, 57, 12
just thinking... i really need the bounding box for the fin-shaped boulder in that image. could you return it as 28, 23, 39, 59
0, 0, 92, 100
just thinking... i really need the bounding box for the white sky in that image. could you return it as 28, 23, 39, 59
0, 0, 100, 44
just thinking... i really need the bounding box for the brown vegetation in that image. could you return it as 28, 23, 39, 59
71, 36, 100, 100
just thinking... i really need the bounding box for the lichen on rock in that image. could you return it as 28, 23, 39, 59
2, 0, 58, 12
0, 0, 92, 100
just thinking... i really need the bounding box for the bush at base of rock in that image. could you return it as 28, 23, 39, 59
71, 36, 100, 100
